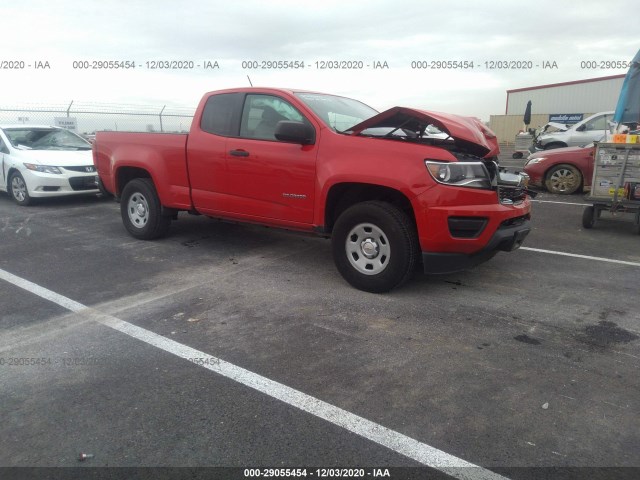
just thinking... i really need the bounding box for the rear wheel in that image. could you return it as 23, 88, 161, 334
120, 178, 171, 239
9, 171, 32, 206
331, 201, 418, 293
545, 164, 582, 195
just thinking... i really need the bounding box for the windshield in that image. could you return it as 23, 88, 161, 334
3, 127, 91, 150
295, 92, 378, 132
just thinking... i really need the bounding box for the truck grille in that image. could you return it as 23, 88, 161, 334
69, 176, 98, 191
498, 186, 527, 205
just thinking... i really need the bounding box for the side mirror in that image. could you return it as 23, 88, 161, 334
576, 124, 586, 132
274, 121, 315, 145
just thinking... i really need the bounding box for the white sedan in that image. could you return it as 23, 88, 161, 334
0, 125, 99, 206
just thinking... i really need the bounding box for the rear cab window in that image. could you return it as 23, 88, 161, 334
200, 93, 243, 136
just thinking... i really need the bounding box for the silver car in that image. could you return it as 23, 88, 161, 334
534, 111, 613, 150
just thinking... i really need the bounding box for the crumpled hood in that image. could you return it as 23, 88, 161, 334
347, 106, 499, 157
541, 122, 569, 132
11, 149, 93, 166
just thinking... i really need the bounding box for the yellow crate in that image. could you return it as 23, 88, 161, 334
627, 134, 638, 143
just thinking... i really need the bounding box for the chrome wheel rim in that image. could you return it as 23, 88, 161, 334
11, 176, 27, 202
345, 223, 390, 275
127, 192, 149, 228
549, 168, 578, 192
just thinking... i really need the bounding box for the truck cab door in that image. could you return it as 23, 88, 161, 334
223, 94, 318, 225
187, 92, 318, 226
187, 93, 241, 211
187, 92, 318, 229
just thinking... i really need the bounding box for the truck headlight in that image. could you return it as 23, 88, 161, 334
23, 163, 62, 174
425, 160, 491, 189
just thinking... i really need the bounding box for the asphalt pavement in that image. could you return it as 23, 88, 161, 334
1, 161, 639, 480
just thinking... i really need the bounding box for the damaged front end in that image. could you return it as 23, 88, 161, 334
348, 106, 535, 203
428, 155, 535, 205
347, 106, 500, 158
494, 165, 536, 204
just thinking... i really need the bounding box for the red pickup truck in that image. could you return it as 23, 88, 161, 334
94, 87, 531, 292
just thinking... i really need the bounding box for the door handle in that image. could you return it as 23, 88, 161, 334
229, 149, 249, 157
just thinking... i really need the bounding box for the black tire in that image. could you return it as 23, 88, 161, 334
8, 171, 33, 206
120, 178, 171, 239
331, 201, 418, 293
512, 152, 523, 159
97, 177, 114, 199
582, 206, 595, 229
545, 164, 582, 195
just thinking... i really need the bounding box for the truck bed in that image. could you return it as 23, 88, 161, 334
94, 131, 192, 209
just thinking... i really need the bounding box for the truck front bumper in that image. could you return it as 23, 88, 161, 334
421, 218, 531, 274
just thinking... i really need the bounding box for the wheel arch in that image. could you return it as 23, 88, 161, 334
115, 166, 153, 197
323, 182, 416, 234
543, 141, 568, 150
6, 166, 20, 190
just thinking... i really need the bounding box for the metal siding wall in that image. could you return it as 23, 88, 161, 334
495, 77, 624, 143
506, 78, 623, 115
489, 114, 550, 144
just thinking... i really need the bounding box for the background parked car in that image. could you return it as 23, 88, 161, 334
534, 111, 613, 150
0, 125, 99, 205
524, 143, 596, 194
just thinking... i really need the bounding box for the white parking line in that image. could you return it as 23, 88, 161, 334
0, 267, 507, 480
520, 247, 640, 267
531, 199, 587, 206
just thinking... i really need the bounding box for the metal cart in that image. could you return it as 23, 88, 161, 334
582, 143, 640, 233
512, 133, 534, 159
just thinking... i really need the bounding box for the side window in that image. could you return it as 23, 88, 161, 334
240, 94, 310, 141
200, 93, 243, 136
585, 116, 607, 131
0, 138, 8, 154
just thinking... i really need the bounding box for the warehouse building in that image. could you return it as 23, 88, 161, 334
489, 74, 624, 143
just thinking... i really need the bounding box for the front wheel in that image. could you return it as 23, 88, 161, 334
120, 178, 171, 239
331, 201, 418, 293
545, 164, 582, 195
9, 171, 33, 206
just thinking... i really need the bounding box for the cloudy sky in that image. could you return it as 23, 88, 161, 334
1, 0, 638, 120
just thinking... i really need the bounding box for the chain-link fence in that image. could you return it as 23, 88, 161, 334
0, 101, 195, 136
